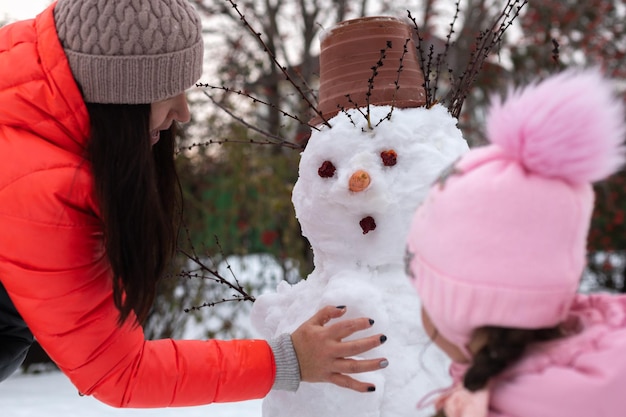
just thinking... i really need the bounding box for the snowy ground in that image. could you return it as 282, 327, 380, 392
0, 370, 261, 417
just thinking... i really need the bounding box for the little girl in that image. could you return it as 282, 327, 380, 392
406, 69, 626, 416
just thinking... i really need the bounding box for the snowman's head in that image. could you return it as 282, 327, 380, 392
292, 104, 469, 270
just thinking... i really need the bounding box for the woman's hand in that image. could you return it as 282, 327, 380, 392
290, 305, 388, 393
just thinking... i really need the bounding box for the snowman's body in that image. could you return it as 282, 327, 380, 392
251, 104, 469, 417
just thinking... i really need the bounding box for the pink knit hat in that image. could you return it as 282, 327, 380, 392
406, 69, 626, 353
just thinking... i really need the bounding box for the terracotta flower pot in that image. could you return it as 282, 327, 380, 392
311, 16, 426, 126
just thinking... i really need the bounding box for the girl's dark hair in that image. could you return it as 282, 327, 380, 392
463, 325, 563, 392
431, 325, 563, 417
86, 103, 181, 325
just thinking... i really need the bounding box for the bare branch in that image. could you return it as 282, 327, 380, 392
222, 0, 332, 128
178, 231, 256, 312
197, 83, 319, 140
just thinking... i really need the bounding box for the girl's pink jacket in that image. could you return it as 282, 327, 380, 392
0, 4, 275, 407
444, 293, 626, 417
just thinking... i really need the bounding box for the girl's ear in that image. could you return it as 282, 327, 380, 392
421, 307, 472, 364
467, 328, 489, 357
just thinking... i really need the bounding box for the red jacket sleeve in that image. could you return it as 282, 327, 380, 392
0, 163, 275, 407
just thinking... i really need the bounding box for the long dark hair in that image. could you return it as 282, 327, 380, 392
463, 325, 563, 392
86, 103, 181, 325
432, 325, 563, 417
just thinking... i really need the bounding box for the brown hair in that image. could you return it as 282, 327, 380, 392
463, 326, 563, 391
431, 325, 562, 417
86, 102, 181, 325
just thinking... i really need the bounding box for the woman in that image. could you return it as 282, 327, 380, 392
0, 0, 388, 407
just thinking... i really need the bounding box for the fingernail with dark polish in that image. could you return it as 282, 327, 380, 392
336, 305, 346, 309
379, 360, 389, 368
369, 318, 375, 326
380, 335, 387, 344
367, 386, 376, 392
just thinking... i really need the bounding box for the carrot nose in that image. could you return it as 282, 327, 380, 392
349, 170, 371, 192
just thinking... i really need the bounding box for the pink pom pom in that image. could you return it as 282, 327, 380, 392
486, 68, 626, 183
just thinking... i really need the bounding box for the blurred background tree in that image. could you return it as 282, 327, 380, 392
506, 0, 626, 292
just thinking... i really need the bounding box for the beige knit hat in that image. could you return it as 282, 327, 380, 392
54, 0, 204, 104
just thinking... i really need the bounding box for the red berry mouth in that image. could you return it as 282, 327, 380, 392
359, 216, 376, 234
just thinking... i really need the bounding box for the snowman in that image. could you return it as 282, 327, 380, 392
251, 17, 469, 417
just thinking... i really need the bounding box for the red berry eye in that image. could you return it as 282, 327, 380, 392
381, 150, 397, 167
318, 160, 336, 178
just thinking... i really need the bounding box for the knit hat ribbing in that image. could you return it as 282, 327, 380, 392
406, 69, 626, 352
54, 0, 204, 104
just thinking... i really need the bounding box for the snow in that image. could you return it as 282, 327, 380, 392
251, 104, 469, 417
0, 371, 261, 416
